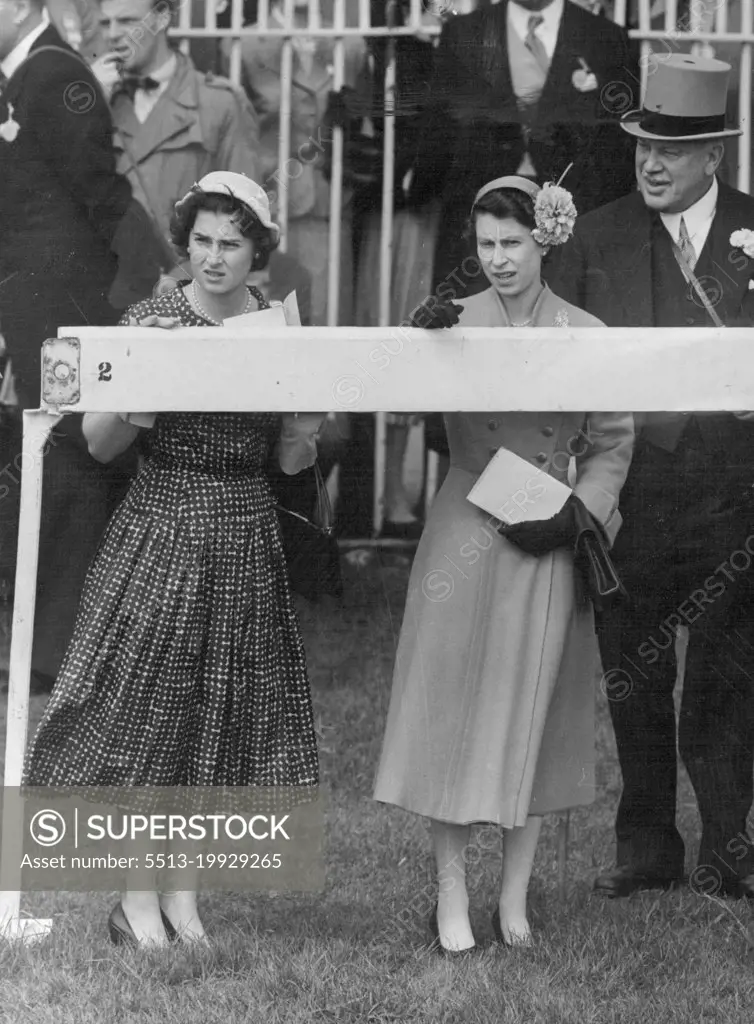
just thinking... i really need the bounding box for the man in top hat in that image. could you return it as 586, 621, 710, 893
547, 53, 754, 899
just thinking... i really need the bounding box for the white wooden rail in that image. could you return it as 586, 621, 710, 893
1, 323, 754, 940
33, 325, 754, 413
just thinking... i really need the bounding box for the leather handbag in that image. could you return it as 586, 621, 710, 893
275, 462, 343, 603
572, 499, 627, 612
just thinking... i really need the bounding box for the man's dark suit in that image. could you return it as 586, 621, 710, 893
547, 181, 754, 887
409, 0, 638, 298
0, 25, 133, 682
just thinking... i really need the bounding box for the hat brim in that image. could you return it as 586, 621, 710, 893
179, 176, 281, 247
620, 110, 742, 142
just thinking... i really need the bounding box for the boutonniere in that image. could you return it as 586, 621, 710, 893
572, 58, 597, 93
730, 229, 754, 259
0, 103, 20, 144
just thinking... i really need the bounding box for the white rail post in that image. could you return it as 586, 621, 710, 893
0, 408, 60, 943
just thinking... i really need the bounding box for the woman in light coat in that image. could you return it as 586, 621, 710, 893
374, 176, 635, 954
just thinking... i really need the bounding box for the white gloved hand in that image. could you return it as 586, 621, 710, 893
91, 53, 123, 100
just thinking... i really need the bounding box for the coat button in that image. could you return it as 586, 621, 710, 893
488, 446, 499, 458
487, 419, 499, 431
541, 426, 554, 437
535, 452, 548, 464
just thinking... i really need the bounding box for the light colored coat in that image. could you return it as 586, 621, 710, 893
111, 52, 260, 244
231, 29, 367, 324
235, 27, 366, 221
373, 285, 635, 825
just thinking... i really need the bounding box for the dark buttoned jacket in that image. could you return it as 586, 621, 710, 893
410, 0, 638, 219
0, 24, 131, 399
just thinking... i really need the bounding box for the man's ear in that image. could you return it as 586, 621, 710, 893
150, 1, 174, 33
707, 141, 725, 175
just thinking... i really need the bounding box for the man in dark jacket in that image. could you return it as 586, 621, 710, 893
410, 0, 638, 299
0, 0, 133, 688
547, 53, 754, 900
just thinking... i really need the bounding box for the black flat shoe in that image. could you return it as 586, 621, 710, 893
108, 903, 138, 948
491, 908, 533, 948
592, 866, 684, 898
428, 904, 477, 958
160, 910, 178, 942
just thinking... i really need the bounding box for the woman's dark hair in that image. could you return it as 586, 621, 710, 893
463, 187, 537, 247
170, 189, 276, 272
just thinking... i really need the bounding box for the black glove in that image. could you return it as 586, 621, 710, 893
322, 88, 384, 189
498, 494, 581, 557
403, 300, 463, 330
324, 86, 365, 129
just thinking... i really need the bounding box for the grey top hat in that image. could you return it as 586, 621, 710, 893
621, 53, 741, 141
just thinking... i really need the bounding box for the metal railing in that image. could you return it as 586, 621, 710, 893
170, 0, 754, 539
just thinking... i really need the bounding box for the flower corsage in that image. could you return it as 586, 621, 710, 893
730, 229, 754, 259
531, 183, 578, 248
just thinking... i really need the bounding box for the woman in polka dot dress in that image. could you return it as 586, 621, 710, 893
24, 172, 322, 948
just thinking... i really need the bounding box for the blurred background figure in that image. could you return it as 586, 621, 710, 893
46, 0, 102, 59
352, 1, 440, 539
91, 0, 260, 310
218, 0, 365, 540
231, 0, 367, 327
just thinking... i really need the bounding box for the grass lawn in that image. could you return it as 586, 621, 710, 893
1, 552, 753, 1023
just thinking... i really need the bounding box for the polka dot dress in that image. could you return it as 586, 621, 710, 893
24, 288, 319, 792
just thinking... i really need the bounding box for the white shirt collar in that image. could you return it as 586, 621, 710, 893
659, 176, 718, 247
1, 11, 49, 81
145, 52, 177, 86
508, 0, 565, 58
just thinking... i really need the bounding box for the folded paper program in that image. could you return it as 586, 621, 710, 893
466, 447, 572, 524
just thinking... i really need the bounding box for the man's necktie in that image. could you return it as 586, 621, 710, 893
114, 75, 160, 102
525, 15, 550, 75
677, 216, 698, 272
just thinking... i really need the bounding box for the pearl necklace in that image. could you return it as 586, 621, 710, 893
191, 279, 254, 325
510, 318, 533, 327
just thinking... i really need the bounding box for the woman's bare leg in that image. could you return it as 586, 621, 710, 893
120, 889, 169, 947
120, 829, 169, 946
498, 814, 543, 944
159, 843, 208, 942
431, 819, 475, 951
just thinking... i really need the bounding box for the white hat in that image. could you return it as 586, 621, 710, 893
181, 171, 281, 245
621, 54, 741, 142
